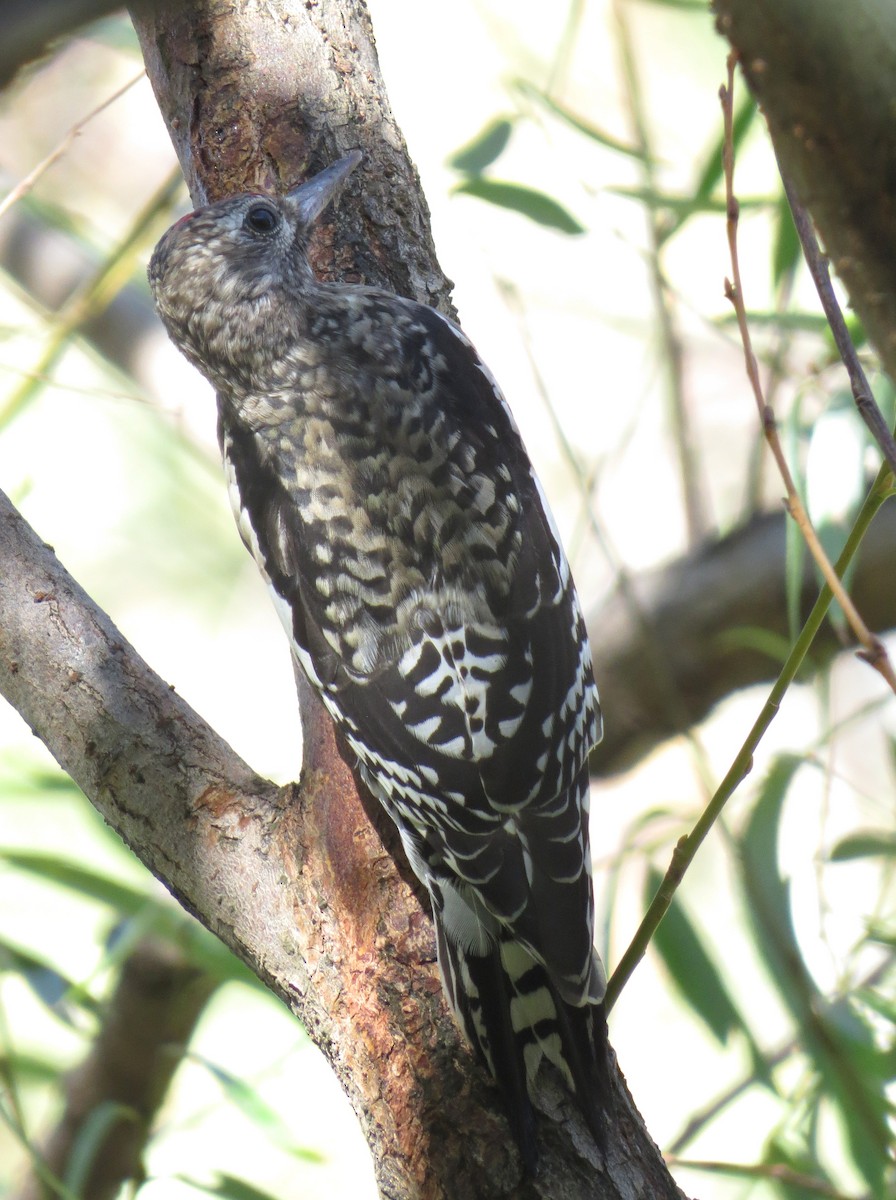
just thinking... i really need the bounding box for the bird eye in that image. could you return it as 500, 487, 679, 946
244, 203, 278, 235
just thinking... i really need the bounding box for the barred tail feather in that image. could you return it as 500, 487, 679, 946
438, 922, 539, 1172
435, 912, 609, 1170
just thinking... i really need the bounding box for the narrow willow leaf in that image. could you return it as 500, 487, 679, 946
0, 851, 260, 987
1, 850, 153, 914
644, 866, 742, 1044
607, 184, 769, 214
0, 1051, 60, 1085
829, 830, 896, 861
193, 1055, 325, 1163
453, 179, 585, 233
178, 1174, 282, 1200
448, 118, 513, 173
741, 757, 892, 1190
65, 1102, 140, 1194
0, 937, 89, 1024
513, 81, 644, 158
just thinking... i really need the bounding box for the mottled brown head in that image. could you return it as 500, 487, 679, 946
147, 152, 362, 379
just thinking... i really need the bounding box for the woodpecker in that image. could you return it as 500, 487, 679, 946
149, 151, 609, 1168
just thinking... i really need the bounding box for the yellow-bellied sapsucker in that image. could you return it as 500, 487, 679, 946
149, 152, 608, 1168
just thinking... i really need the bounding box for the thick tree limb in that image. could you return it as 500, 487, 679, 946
0, 450, 678, 1198
0, 486, 512, 1198
590, 502, 896, 775
713, 0, 896, 384
0, 1, 152, 88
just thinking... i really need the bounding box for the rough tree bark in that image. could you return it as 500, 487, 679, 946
713, 0, 896, 383
1, 1, 683, 1198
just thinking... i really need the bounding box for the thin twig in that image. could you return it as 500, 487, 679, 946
612, 0, 710, 546
779, 171, 896, 479
0, 168, 183, 429
720, 53, 896, 694
0, 72, 146, 222
668, 1158, 861, 1199
606, 54, 896, 1002
604, 55, 896, 1008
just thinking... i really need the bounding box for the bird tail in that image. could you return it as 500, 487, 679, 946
434, 916, 610, 1170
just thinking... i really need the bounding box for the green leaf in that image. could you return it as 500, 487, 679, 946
0, 937, 94, 1025
0, 851, 261, 988
607, 184, 770, 215
830, 830, 896, 861
513, 81, 645, 158
715, 310, 833, 333
758, 1133, 841, 1198
191, 1055, 324, 1162
856, 986, 896, 1030
740, 755, 820, 1021
713, 625, 794, 665
644, 866, 743, 1045
740, 758, 892, 1190
772, 191, 802, 289
65, 1102, 140, 1194
448, 118, 514, 173
178, 1174, 282, 1200
0, 762, 82, 797
452, 179, 585, 234
0, 1051, 60, 1086
0, 851, 154, 914
867, 920, 896, 949
0, 1099, 81, 1200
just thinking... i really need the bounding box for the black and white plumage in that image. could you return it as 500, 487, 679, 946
148, 152, 609, 1167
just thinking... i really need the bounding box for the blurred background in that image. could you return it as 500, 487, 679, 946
0, 1, 893, 1197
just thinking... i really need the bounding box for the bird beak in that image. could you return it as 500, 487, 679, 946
285, 151, 363, 225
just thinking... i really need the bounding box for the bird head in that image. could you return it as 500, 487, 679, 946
148, 151, 362, 370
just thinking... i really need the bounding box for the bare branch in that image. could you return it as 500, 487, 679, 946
589, 502, 896, 776
720, 56, 896, 693
778, 172, 896, 479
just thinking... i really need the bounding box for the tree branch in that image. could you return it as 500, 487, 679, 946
0, 486, 514, 1199
712, 0, 896, 384
589, 501, 896, 775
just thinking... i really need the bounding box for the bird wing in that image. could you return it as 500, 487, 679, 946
220, 299, 601, 998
